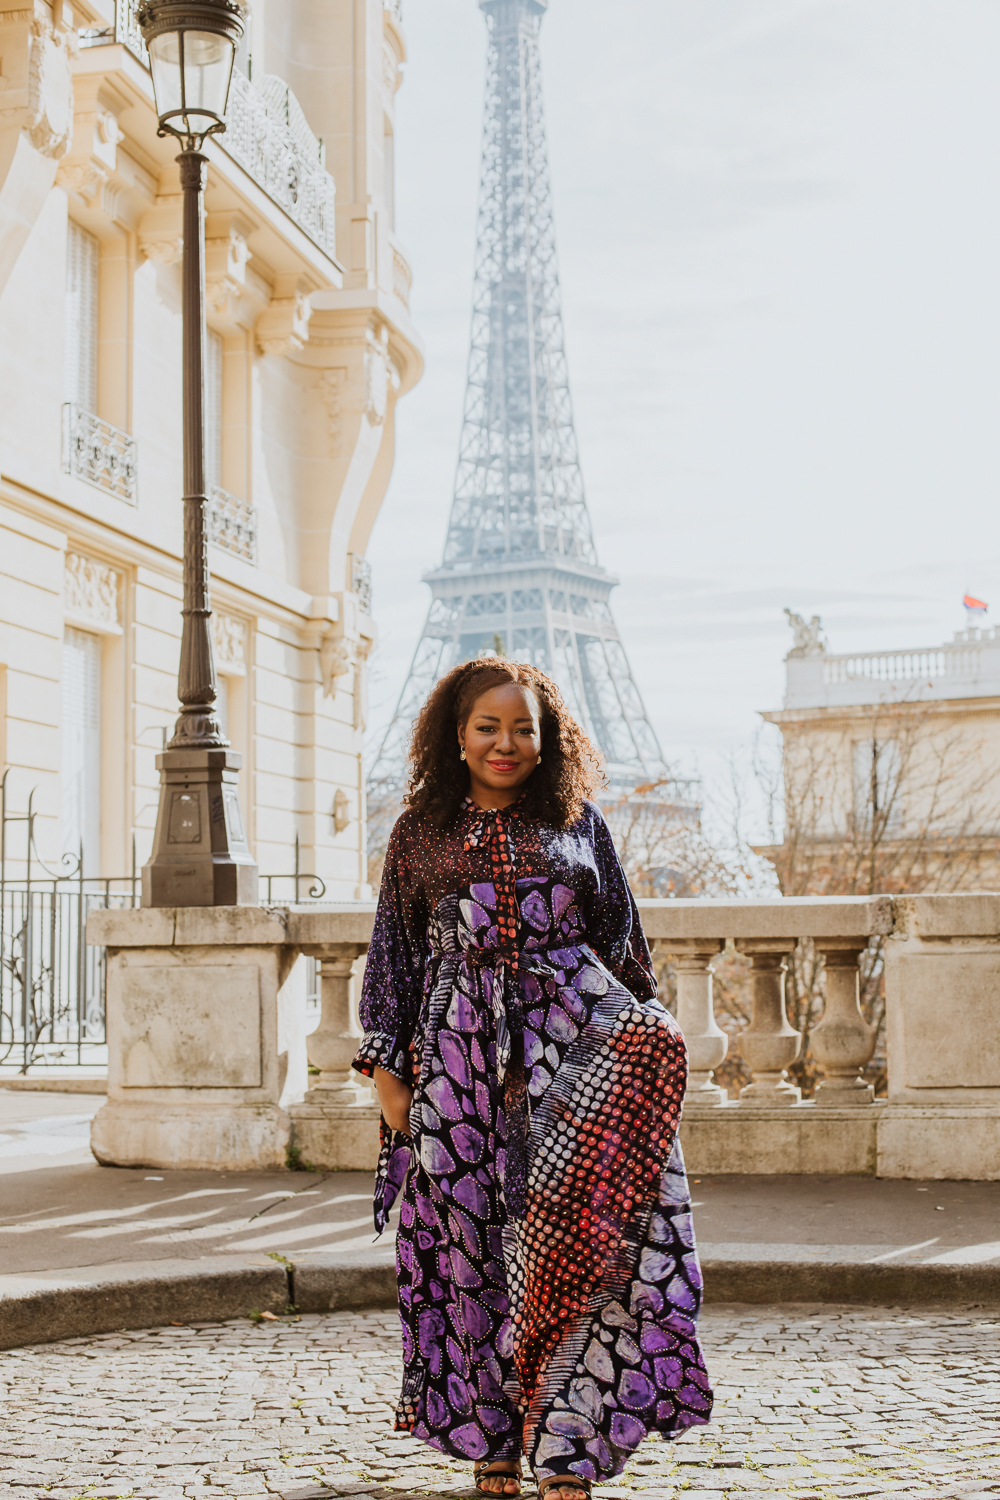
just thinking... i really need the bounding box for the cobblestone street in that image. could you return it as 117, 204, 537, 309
1, 1306, 998, 1500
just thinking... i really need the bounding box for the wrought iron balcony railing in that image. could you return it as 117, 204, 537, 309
223, 72, 336, 259
208, 487, 257, 563
81, 4, 337, 261
61, 405, 138, 506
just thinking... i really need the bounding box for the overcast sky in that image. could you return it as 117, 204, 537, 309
366, 0, 1000, 796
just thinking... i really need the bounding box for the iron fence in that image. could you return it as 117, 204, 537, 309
0, 775, 137, 1072
0, 780, 327, 1075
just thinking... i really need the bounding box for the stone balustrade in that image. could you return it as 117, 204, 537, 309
87, 893, 1000, 1177
641, 897, 893, 1114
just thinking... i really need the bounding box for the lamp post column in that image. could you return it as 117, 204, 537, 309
176, 149, 216, 748
141, 147, 258, 908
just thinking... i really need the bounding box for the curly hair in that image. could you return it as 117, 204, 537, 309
404, 658, 604, 829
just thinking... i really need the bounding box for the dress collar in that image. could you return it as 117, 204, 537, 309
461, 793, 524, 819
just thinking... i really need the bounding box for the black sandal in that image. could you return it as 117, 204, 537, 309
474, 1461, 523, 1497
537, 1478, 591, 1500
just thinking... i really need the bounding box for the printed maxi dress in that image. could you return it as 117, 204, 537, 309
352, 798, 712, 1482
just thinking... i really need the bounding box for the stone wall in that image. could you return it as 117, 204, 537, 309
88, 892, 1000, 1176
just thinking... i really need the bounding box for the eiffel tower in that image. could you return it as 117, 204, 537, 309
370, 0, 668, 798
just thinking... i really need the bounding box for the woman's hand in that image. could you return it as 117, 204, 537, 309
373, 1066, 414, 1134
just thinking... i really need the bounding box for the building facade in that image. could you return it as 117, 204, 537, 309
761, 614, 1000, 891
0, 0, 421, 897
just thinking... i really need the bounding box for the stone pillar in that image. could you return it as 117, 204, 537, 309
735, 939, 802, 1106
288, 942, 381, 1169
812, 940, 876, 1105
656, 939, 728, 1107
87, 907, 300, 1170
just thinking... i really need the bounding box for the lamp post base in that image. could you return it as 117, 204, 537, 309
142, 746, 258, 907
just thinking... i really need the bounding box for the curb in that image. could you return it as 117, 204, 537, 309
703, 1259, 1000, 1308
0, 1262, 289, 1350
1, 1254, 997, 1351
0, 1255, 398, 1351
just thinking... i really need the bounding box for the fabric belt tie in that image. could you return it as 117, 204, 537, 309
463, 800, 529, 1220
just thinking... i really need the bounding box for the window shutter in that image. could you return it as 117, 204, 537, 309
205, 329, 223, 490
65, 222, 99, 411
62, 628, 102, 876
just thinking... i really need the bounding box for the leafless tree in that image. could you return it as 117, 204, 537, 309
602, 778, 747, 900
721, 704, 1000, 1095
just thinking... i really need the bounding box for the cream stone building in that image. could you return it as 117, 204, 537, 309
0, 0, 420, 896
760, 614, 1000, 890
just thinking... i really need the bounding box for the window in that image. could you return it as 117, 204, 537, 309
62, 628, 101, 874
205, 329, 223, 490
65, 222, 99, 410
853, 737, 902, 834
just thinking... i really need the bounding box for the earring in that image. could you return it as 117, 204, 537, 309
537, 754, 542, 763
460, 747, 466, 761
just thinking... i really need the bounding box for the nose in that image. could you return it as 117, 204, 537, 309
494, 728, 515, 752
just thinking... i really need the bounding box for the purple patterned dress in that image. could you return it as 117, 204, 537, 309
352, 799, 712, 1482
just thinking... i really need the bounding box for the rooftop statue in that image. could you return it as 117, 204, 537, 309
784, 608, 826, 658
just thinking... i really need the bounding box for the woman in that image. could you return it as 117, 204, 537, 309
353, 660, 712, 1500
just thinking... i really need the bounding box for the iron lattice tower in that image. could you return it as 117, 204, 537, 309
371, 0, 667, 792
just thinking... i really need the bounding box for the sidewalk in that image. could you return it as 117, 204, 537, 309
2, 1086, 1000, 1348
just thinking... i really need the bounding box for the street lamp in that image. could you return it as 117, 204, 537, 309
138, 0, 258, 907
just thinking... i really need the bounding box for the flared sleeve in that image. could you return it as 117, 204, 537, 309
352, 815, 427, 1083
584, 803, 658, 1001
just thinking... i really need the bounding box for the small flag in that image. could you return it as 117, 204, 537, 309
964, 594, 988, 612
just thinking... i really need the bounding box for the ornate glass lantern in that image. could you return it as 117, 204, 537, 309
137, 0, 245, 146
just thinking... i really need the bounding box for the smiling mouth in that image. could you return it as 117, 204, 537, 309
488, 760, 518, 772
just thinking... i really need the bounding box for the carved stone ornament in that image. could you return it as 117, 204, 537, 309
26, 9, 73, 159
319, 631, 353, 698
206, 225, 251, 314
319, 367, 346, 455
333, 787, 350, 833
784, 608, 826, 658
144, 238, 184, 265
138, 194, 184, 266
365, 332, 395, 427
354, 633, 372, 732
56, 73, 123, 203
0, 3, 74, 161
211, 611, 248, 674
64, 551, 120, 628
55, 160, 107, 199
256, 277, 311, 357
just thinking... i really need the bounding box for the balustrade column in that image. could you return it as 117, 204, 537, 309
302, 943, 372, 1103
811, 939, 876, 1105
655, 939, 729, 1107
735, 938, 802, 1105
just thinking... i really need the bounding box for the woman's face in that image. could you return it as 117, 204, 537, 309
459, 682, 542, 807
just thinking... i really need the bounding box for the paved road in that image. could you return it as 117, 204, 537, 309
1, 1305, 997, 1500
